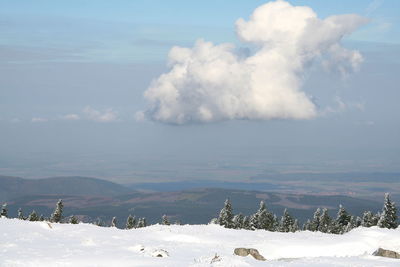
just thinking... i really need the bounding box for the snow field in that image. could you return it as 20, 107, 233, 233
1, 218, 399, 266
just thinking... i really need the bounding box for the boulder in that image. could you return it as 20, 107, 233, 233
234, 248, 266, 261
234, 248, 250, 256
373, 248, 400, 259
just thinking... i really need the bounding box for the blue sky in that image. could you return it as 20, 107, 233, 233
0, 0, 399, 181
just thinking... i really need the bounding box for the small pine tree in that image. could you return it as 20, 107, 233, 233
303, 219, 312, 231
69, 216, 79, 224
361, 211, 374, 227
345, 216, 356, 233
1, 203, 8, 218
309, 208, 321, 231
39, 215, 45, 221
242, 216, 251, 230
28, 210, 39, 221
290, 219, 300, 232
232, 213, 244, 229
162, 215, 170, 225
318, 208, 332, 233
111, 217, 117, 227
355, 216, 362, 227
279, 209, 295, 232
17, 208, 25, 220
137, 217, 147, 228
95, 218, 104, 227
377, 193, 398, 229
50, 199, 63, 223
335, 205, 351, 232
217, 199, 234, 228
126, 215, 136, 229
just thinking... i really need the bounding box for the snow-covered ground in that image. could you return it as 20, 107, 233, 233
1, 218, 399, 266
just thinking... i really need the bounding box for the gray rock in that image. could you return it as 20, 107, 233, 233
249, 248, 267, 261
234, 248, 266, 261
234, 248, 250, 257
373, 248, 400, 259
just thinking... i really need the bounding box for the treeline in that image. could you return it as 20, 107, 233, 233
211, 193, 398, 234
0, 199, 168, 229
1, 193, 397, 233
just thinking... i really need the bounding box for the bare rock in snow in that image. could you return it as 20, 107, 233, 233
234, 248, 266, 261
373, 248, 400, 259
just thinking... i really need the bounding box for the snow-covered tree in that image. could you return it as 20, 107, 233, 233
126, 215, 136, 229
111, 217, 117, 227
17, 208, 25, 220
217, 199, 234, 228
242, 216, 251, 230
318, 208, 332, 233
361, 211, 374, 227
336, 205, 351, 228
232, 213, 244, 229
290, 219, 300, 232
95, 218, 104, 227
345, 216, 356, 232
303, 219, 312, 231
377, 193, 398, 229
137, 217, 147, 228
355, 216, 362, 227
28, 210, 39, 221
39, 215, 45, 221
279, 209, 295, 232
1, 203, 8, 218
162, 215, 170, 226
69, 216, 79, 224
250, 201, 276, 231
50, 199, 63, 223
309, 208, 321, 231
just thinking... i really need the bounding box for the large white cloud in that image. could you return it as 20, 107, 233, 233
141, 0, 368, 124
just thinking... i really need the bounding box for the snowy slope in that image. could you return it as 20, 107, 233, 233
1, 218, 399, 266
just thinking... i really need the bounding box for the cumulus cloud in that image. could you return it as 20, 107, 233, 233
141, 0, 368, 124
83, 106, 118, 122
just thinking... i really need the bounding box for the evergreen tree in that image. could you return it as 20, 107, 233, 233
28, 210, 39, 221
309, 208, 321, 231
17, 208, 25, 220
318, 208, 332, 233
1, 203, 8, 218
162, 215, 170, 225
355, 216, 362, 227
242, 216, 251, 230
217, 199, 234, 228
126, 215, 136, 229
137, 217, 147, 228
344, 216, 357, 233
377, 193, 398, 229
39, 215, 45, 221
111, 216, 117, 227
50, 199, 63, 223
95, 218, 104, 227
279, 209, 295, 232
209, 218, 218, 224
290, 219, 300, 232
303, 219, 312, 231
69, 216, 79, 224
335, 205, 351, 232
232, 213, 244, 229
361, 211, 374, 227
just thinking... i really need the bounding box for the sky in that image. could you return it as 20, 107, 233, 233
0, 0, 399, 182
